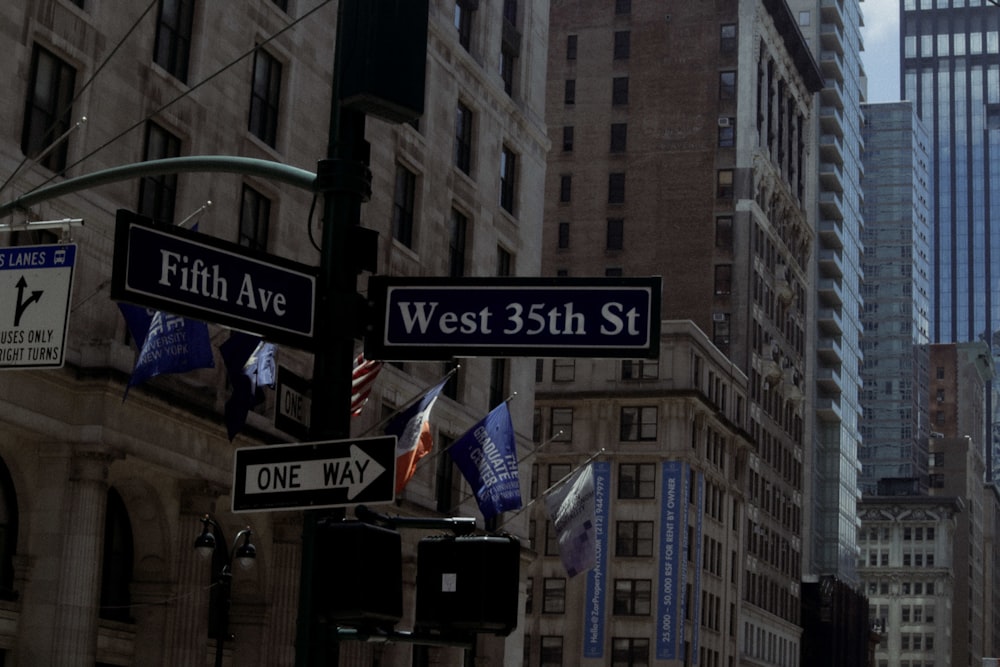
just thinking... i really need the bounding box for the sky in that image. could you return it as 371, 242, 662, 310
860, 1, 902, 103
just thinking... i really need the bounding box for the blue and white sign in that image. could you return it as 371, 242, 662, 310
111, 215, 317, 349
657, 461, 687, 660
367, 276, 661, 360
0, 244, 76, 370
583, 461, 611, 659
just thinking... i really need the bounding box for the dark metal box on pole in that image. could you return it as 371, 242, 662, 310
415, 534, 521, 636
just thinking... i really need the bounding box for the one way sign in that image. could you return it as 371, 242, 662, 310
232, 436, 396, 512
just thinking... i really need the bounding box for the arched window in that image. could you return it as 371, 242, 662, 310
0, 457, 18, 600
100, 488, 134, 622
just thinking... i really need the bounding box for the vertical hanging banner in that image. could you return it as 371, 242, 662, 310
0, 244, 76, 370
657, 460, 687, 660
582, 461, 610, 659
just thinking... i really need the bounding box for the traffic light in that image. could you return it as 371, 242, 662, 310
313, 520, 402, 629
415, 534, 520, 636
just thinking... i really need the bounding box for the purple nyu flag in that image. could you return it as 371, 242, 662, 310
447, 402, 521, 520
120, 304, 214, 395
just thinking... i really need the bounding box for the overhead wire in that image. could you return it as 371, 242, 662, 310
0, 0, 160, 198
12, 0, 335, 204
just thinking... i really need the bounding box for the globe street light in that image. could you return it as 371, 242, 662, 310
194, 514, 256, 667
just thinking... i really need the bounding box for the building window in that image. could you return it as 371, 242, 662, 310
559, 174, 572, 202
719, 71, 736, 99
620, 406, 657, 441
153, 0, 194, 82
435, 435, 461, 514
490, 358, 508, 408
563, 126, 574, 152
606, 267, 623, 277
497, 245, 513, 276
551, 408, 573, 440
0, 458, 18, 602
542, 577, 566, 613
612, 76, 629, 105
720, 24, 737, 54
138, 122, 181, 225
500, 0, 518, 94
622, 359, 657, 380
615, 0, 631, 15
608, 172, 626, 204
716, 169, 734, 198
100, 489, 134, 623
540, 636, 563, 667
391, 163, 417, 247
716, 216, 733, 249
238, 185, 271, 252
500, 146, 517, 214
544, 520, 560, 555
612, 637, 650, 666
455, 0, 475, 51
615, 520, 654, 557
249, 48, 282, 147
21, 45, 77, 173
614, 31, 631, 59
607, 218, 624, 250
552, 359, 575, 382
613, 580, 652, 616
718, 121, 735, 148
566, 34, 578, 60
564, 79, 576, 105
455, 102, 473, 173
449, 208, 468, 277
557, 221, 570, 249
714, 265, 733, 295
610, 122, 627, 153
713, 313, 731, 351
618, 463, 655, 499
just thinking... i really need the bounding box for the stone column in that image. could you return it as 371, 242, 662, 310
162, 481, 223, 666
50, 447, 115, 666
261, 515, 301, 666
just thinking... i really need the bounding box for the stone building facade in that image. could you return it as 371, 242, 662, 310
0, 1, 547, 665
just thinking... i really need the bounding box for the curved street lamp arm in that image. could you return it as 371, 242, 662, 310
0, 156, 318, 218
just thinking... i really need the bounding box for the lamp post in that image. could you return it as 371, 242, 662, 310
194, 514, 257, 667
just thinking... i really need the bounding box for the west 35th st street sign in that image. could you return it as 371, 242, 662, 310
110, 213, 317, 349
366, 276, 662, 360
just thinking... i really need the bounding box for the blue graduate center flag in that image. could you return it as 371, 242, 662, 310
448, 402, 522, 520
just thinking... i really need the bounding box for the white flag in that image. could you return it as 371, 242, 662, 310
543, 463, 597, 577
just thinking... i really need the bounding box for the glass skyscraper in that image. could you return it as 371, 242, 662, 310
902, 0, 1000, 478
859, 101, 932, 494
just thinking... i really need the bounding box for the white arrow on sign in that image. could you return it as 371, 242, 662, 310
243, 444, 386, 499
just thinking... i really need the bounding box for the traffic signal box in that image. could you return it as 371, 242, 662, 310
315, 521, 520, 638
415, 534, 521, 636
315, 521, 403, 629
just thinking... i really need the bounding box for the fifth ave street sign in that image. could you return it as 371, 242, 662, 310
232, 436, 396, 512
366, 276, 662, 360
110, 213, 317, 349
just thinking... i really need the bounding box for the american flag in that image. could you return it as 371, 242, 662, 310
351, 353, 382, 417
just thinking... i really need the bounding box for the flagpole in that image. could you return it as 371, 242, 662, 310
420, 389, 518, 467
442, 428, 562, 517
356, 365, 460, 437
493, 447, 606, 532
